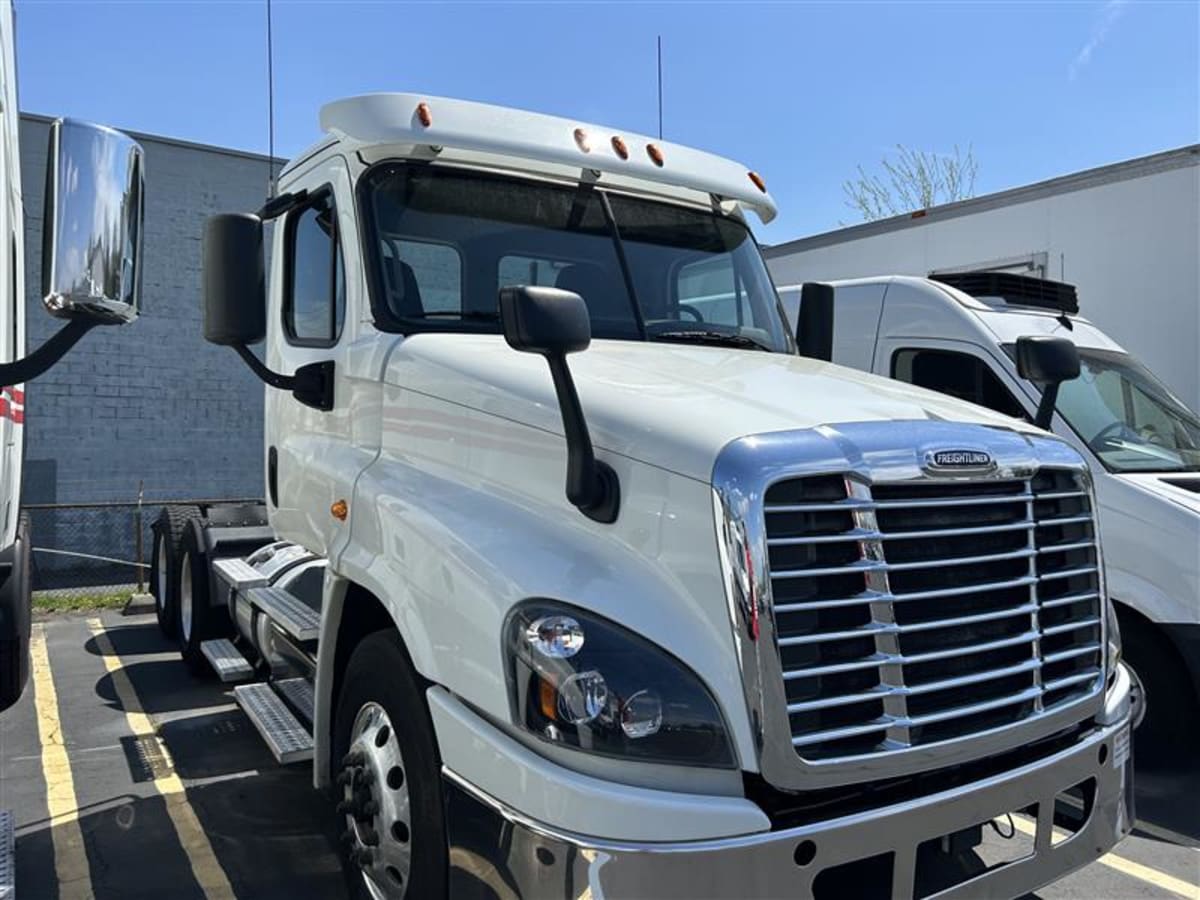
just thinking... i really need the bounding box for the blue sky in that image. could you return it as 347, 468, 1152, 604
13, 0, 1198, 243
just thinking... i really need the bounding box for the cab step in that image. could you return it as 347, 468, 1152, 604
234, 682, 314, 764
273, 676, 315, 728
212, 556, 269, 592
246, 585, 321, 641
0, 809, 13, 900
200, 638, 255, 683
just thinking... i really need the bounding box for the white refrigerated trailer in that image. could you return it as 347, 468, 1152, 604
763, 145, 1200, 411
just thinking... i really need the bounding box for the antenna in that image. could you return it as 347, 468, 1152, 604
657, 35, 667, 139
265, 0, 277, 197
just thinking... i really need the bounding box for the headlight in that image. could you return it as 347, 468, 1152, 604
504, 601, 736, 768
1106, 600, 1122, 684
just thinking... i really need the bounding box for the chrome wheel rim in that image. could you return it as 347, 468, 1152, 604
155, 536, 168, 613
179, 551, 193, 640
340, 702, 411, 900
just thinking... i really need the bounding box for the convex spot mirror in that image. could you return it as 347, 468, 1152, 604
1016, 334, 1080, 430
42, 119, 145, 325
1015, 335, 1080, 385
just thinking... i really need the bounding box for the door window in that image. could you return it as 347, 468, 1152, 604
284, 193, 345, 345
893, 348, 1026, 419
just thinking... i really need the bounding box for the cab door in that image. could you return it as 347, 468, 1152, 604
265, 154, 381, 562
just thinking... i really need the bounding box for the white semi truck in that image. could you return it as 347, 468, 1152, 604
158, 93, 1136, 899
0, 0, 145, 714
778, 273, 1195, 758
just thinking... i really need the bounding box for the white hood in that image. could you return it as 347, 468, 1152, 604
388, 334, 1045, 482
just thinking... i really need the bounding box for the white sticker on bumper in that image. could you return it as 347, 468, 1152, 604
1113, 724, 1131, 768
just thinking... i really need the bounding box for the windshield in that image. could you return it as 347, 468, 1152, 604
360, 163, 794, 353
1052, 347, 1200, 473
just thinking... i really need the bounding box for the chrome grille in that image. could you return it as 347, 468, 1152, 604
764, 468, 1103, 762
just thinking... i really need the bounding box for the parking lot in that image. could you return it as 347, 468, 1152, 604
1, 610, 1196, 900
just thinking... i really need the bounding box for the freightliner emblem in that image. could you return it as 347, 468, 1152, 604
924, 448, 995, 471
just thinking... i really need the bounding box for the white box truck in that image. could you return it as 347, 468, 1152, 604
156, 93, 1135, 899
0, 0, 145, 716
778, 274, 1193, 759
764, 145, 1200, 412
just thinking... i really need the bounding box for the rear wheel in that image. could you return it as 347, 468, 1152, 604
177, 525, 231, 675
334, 631, 446, 900
149, 506, 199, 639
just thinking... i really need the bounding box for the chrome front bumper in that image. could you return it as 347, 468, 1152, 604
445, 671, 1135, 900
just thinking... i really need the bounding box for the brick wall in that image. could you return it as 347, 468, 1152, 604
19, 114, 279, 504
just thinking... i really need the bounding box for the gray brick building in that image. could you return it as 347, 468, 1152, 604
19, 114, 279, 505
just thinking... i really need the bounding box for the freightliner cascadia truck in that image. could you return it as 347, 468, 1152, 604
153, 93, 1136, 899
0, 0, 145, 715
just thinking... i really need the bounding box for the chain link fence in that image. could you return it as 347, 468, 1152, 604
24, 496, 261, 605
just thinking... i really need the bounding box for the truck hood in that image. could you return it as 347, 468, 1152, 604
388, 334, 1044, 482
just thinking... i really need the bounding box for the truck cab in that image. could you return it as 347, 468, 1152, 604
780, 273, 1199, 752
181, 94, 1136, 899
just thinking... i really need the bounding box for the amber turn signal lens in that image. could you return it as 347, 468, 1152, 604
539, 678, 557, 720
748, 171, 767, 193
611, 135, 629, 160
416, 102, 433, 127
646, 143, 664, 167
331, 499, 348, 521
574, 128, 592, 153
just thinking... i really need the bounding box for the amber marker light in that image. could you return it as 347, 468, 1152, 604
416, 102, 433, 127
748, 171, 767, 194
331, 499, 348, 521
646, 143, 664, 167
573, 128, 592, 153
611, 135, 629, 160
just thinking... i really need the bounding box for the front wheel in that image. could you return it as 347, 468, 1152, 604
333, 631, 447, 900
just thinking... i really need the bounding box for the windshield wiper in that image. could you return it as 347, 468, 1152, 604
414, 311, 500, 320
652, 329, 772, 352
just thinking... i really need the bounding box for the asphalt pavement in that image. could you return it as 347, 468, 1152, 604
0, 611, 1196, 900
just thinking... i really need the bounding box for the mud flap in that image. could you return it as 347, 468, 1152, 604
0, 514, 31, 712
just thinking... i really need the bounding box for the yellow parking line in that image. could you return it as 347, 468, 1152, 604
86, 617, 237, 900
1010, 814, 1200, 899
29, 624, 94, 900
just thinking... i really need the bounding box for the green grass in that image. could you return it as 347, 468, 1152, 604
32, 591, 134, 613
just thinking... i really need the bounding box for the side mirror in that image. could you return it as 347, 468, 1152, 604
0, 120, 146, 386
203, 213, 266, 345
499, 286, 619, 523
1015, 335, 1081, 430
42, 119, 145, 324
796, 282, 834, 362
202, 212, 332, 411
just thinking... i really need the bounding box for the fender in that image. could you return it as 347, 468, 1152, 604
323, 412, 758, 781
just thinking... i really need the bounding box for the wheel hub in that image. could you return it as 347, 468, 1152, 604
339, 702, 411, 899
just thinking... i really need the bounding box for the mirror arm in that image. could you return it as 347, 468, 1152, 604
545, 353, 619, 524
232, 343, 334, 411
1034, 382, 1060, 430
0, 318, 98, 385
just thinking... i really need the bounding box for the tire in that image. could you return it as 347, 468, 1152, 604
177, 523, 231, 676
149, 506, 200, 639
334, 631, 447, 900
0, 513, 32, 712
1117, 608, 1199, 767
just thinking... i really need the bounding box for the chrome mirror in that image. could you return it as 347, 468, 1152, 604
41, 119, 145, 324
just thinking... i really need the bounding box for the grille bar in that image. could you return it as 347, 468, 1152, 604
765, 467, 1103, 763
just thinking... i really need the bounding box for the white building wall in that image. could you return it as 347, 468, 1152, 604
765, 159, 1200, 411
